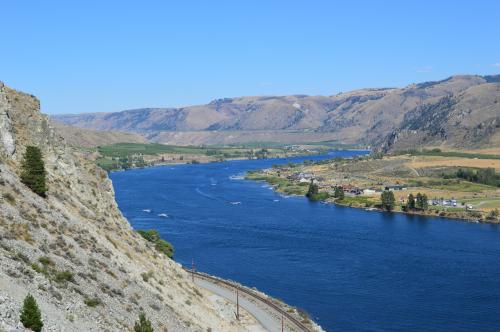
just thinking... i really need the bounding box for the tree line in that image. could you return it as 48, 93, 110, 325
456, 167, 500, 187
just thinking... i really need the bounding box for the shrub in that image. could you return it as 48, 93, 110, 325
20, 146, 47, 197
38, 256, 53, 266
155, 240, 174, 259
20, 294, 43, 332
137, 229, 160, 242
487, 209, 499, 220
84, 297, 101, 307
141, 271, 154, 282
53, 270, 74, 283
30, 263, 47, 275
137, 229, 174, 259
134, 312, 153, 332
3, 192, 15, 204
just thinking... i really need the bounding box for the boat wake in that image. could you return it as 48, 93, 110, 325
195, 187, 217, 200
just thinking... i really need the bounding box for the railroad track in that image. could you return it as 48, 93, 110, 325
184, 268, 313, 332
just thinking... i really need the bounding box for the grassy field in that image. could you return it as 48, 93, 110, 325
420, 179, 495, 193
97, 143, 245, 158
403, 149, 500, 160
95, 142, 321, 171
462, 197, 500, 209
336, 196, 379, 207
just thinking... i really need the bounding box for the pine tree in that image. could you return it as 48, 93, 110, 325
381, 190, 396, 211
334, 186, 344, 200
306, 181, 319, 199
20, 294, 43, 332
421, 194, 429, 210
416, 193, 428, 210
20, 146, 47, 197
416, 193, 422, 209
407, 193, 416, 210
134, 312, 154, 332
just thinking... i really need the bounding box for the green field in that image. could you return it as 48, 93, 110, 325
422, 179, 496, 193
462, 197, 500, 209
337, 196, 379, 207
95, 143, 316, 171
403, 149, 500, 160
98, 143, 220, 158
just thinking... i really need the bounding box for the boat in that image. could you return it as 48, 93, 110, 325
157, 213, 169, 218
142, 209, 151, 213
230, 201, 241, 205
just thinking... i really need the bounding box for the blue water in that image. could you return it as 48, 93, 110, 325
110, 151, 500, 332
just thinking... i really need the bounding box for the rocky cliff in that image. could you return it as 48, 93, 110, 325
52, 74, 500, 149
0, 82, 255, 331
379, 78, 500, 152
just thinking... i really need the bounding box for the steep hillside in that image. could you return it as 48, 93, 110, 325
380, 80, 500, 152
52, 74, 500, 148
0, 82, 256, 331
51, 121, 148, 148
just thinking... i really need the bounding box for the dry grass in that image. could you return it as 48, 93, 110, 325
471, 146, 500, 154
406, 156, 500, 171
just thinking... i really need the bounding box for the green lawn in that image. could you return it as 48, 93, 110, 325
337, 196, 379, 207
463, 197, 500, 209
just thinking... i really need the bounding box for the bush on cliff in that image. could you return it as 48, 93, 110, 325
137, 229, 174, 259
134, 312, 154, 332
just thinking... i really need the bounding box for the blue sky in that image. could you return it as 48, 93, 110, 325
1, 1, 499, 114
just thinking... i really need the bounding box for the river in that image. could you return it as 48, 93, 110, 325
110, 151, 500, 331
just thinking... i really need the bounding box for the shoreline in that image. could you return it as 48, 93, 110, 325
247, 176, 500, 225
104, 149, 338, 173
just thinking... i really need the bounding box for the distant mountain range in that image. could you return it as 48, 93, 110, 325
52, 74, 500, 151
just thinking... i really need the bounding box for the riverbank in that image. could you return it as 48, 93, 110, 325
245, 172, 492, 223
86, 142, 330, 171
245, 152, 500, 224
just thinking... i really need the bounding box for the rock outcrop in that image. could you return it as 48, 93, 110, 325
0, 82, 252, 331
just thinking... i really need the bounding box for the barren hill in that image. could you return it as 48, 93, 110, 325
51, 121, 148, 148
52, 74, 500, 149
